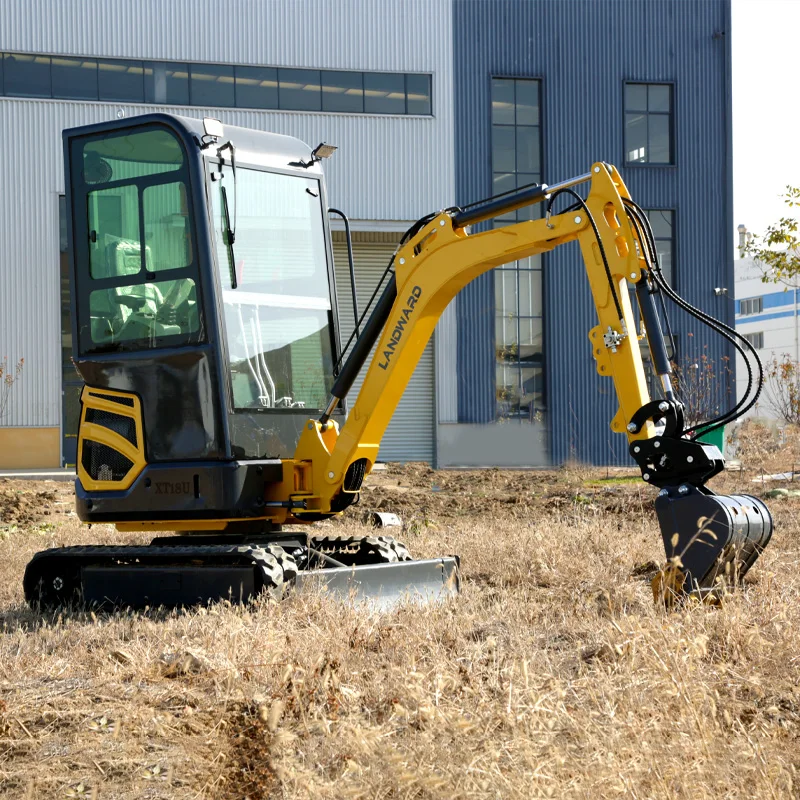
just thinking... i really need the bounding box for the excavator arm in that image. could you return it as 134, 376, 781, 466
290, 163, 661, 509
284, 162, 772, 597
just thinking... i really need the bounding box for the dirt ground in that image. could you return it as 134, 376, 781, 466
1, 459, 800, 798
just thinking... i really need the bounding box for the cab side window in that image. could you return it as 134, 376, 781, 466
72, 127, 203, 352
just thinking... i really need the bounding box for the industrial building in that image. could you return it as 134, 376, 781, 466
734, 246, 800, 423
0, 0, 734, 469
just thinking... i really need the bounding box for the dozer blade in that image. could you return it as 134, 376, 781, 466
294, 556, 460, 610
654, 485, 773, 598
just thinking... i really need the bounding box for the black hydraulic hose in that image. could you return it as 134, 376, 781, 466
624, 208, 678, 362
322, 275, 398, 424
546, 188, 626, 323
334, 259, 395, 373
331, 209, 452, 374
623, 199, 763, 436
624, 200, 759, 433
624, 199, 756, 434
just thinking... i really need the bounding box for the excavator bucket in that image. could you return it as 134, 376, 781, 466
654, 485, 773, 598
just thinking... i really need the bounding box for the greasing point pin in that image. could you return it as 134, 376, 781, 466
328, 471, 335, 479
574, 216, 582, 224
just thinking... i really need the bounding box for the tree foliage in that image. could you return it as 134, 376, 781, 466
671, 337, 732, 429
747, 186, 800, 285
762, 353, 800, 425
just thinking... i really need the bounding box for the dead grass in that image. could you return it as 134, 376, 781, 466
1, 462, 799, 799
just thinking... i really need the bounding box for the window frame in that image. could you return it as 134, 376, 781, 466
740, 297, 764, 316
490, 75, 546, 422
623, 80, 676, 167
644, 208, 676, 290
70, 124, 204, 355
0, 49, 433, 116
204, 158, 341, 416
743, 331, 764, 349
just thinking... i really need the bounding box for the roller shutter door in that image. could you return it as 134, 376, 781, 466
332, 234, 434, 463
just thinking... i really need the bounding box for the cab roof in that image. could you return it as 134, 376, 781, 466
63, 112, 324, 175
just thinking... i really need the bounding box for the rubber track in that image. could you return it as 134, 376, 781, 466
24, 544, 296, 609
310, 535, 413, 564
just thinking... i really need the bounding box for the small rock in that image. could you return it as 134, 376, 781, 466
160, 650, 207, 677
581, 643, 616, 662
109, 649, 134, 665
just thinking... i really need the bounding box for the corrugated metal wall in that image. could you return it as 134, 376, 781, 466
453, 0, 734, 465
0, 0, 454, 430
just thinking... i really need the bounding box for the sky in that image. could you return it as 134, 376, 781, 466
732, 0, 800, 243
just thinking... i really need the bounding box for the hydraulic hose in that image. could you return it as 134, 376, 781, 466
622, 199, 763, 436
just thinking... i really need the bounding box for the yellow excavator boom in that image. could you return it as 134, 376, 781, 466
288, 163, 651, 513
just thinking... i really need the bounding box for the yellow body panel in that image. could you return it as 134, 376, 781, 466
115, 519, 257, 532
77, 386, 146, 492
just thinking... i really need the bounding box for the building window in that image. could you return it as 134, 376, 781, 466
144, 62, 190, 105
624, 83, 673, 164
51, 56, 98, 101
743, 332, 764, 349
190, 63, 235, 108
279, 68, 322, 112
98, 59, 145, 103
3, 52, 51, 97
321, 70, 364, 113
0, 50, 432, 116
645, 209, 675, 286
491, 78, 545, 421
740, 297, 763, 316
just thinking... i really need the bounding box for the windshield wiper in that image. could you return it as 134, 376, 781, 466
220, 185, 238, 289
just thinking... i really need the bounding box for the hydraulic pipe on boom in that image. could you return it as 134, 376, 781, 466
286, 162, 772, 598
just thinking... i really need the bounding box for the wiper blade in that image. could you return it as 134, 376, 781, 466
220, 185, 238, 289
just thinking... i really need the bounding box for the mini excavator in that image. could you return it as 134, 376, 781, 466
24, 113, 773, 609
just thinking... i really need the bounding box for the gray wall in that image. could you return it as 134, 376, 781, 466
447, 0, 734, 467
0, 0, 455, 430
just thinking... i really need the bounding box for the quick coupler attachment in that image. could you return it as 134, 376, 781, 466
654, 485, 773, 598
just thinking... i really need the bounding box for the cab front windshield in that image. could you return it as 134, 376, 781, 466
210, 165, 335, 412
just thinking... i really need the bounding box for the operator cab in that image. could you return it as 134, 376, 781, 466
64, 113, 344, 520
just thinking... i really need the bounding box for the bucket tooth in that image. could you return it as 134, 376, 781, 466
654, 485, 773, 596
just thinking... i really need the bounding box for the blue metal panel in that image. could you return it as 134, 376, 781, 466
454, 0, 733, 465
736, 291, 796, 314
737, 310, 796, 325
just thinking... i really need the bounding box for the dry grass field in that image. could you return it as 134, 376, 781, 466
1, 439, 800, 798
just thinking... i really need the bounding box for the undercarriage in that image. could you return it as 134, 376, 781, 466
23, 533, 460, 611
